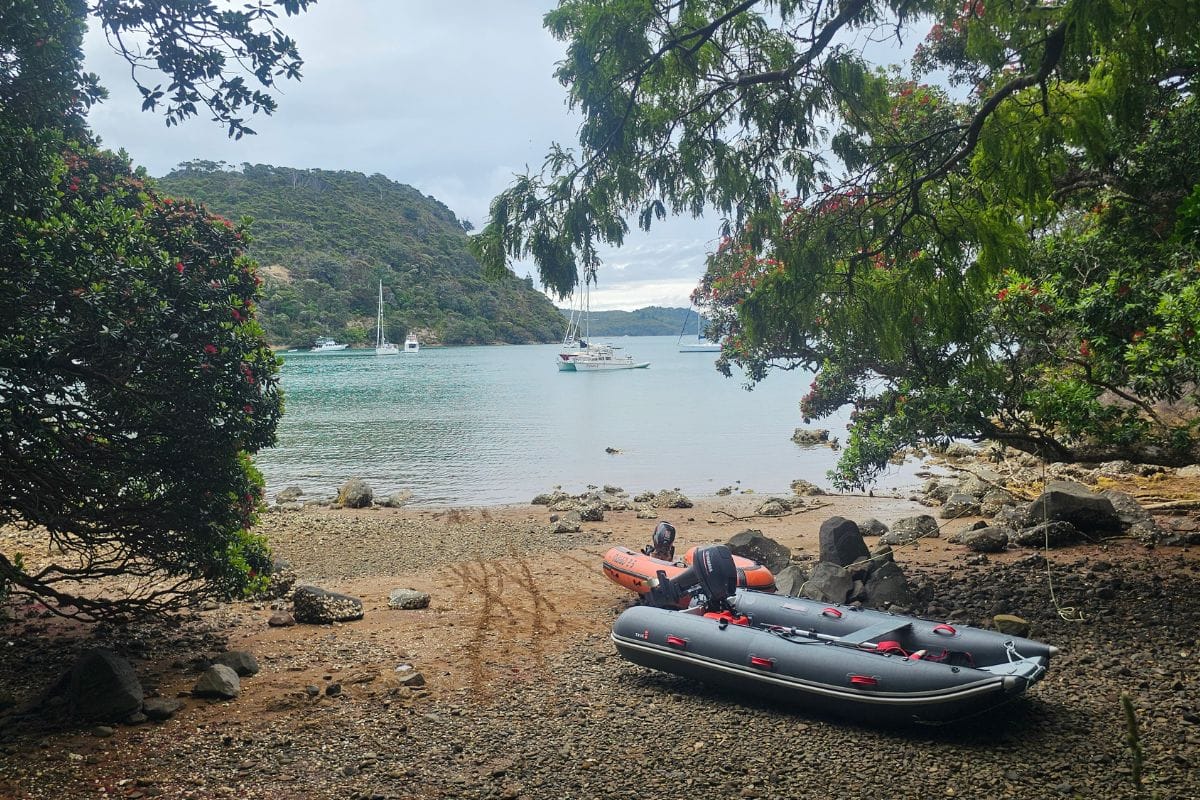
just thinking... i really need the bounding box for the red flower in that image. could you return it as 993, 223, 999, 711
1131, 330, 1144, 342
1079, 340, 1092, 357
175, 262, 185, 274
996, 289, 1009, 301
231, 309, 243, 322
203, 344, 218, 355
243, 404, 254, 414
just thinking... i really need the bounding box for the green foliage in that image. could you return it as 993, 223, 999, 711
0, 0, 310, 618
157, 163, 568, 347
484, 0, 1200, 488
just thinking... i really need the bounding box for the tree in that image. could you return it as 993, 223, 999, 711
0, 0, 311, 618
476, 0, 1200, 488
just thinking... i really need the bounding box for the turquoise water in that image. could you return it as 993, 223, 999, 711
259, 336, 920, 505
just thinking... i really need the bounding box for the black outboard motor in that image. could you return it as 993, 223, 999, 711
642, 521, 676, 561
647, 544, 737, 612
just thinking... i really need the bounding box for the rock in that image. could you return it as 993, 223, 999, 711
863, 561, 914, 609
652, 490, 693, 509
1027, 480, 1121, 534
381, 490, 413, 508
993, 502, 1032, 530
275, 485, 303, 503
955, 472, 993, 498
940, 493, 981, 519
635, 508, 658, 520
91, 725, 115, 738
1099, 489, 1164, 537
725, 530, 791, 573
789, 479, 825, 496
979, 488, 1015, 517
325, 683, 342, 697
992, 614, 1031, 637
211, 651, 259, 677
531, 489, 571, 506
337, 478, 374, 509
857, 518, 889, 538
817, 516, 870, 568
396, 670, 426, 688
960, 527, 1009, 553
772, 565, 810, 597
142, 697, 184, 721
268, 611, 296, 627
1096, 460, 1135, 477
264, 558, 297, 599
1177, 464, 1200, 478
47, 648, 144, 723
1012, 521, 1082, 548
578, 504, 604, 522
880, 515, 940, 545
292, 586, 365, 624
192, 665, 240, 700
924, 480, 958, 503
550, 512, 582, 533
755, 498, 791, 516
799, 562, 852, 603
943, 442, 976, 458
791, 428, 829, 446
388, 588, 431, 610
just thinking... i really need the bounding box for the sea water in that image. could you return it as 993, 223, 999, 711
259, 336, 923, 505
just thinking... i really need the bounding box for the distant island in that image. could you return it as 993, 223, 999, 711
156, 162, 567, 348
558, 305, 704, 337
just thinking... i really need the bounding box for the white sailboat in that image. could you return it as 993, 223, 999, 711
375, 281, 399, 355
556, 272, 649, 371
677, 308, 721, 353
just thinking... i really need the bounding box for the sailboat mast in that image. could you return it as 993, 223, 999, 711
377, 280, 384, 348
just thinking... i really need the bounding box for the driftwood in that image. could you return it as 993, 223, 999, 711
1141, 499, 1200, 511
709, 499, 832, 522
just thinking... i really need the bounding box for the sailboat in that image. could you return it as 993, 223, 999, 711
375, 281, 399, 355
677, 308, 721, 353
556, 272, 649, 371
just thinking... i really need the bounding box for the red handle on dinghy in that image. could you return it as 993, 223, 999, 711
933, 624, 957, 636
822, 607, 843, 619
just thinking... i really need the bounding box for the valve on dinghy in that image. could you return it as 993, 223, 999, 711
646, 544, 737, 611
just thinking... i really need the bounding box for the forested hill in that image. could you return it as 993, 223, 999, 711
561, 306, 698, 336
155, 162, 567, 347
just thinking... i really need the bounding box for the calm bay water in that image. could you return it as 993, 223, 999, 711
259, 336, 921, 505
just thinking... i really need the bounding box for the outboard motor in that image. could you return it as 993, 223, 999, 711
647, 544, 737, 612
642, 521, 676, 561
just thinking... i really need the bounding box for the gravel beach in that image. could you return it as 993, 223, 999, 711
1, 490, 1198, 800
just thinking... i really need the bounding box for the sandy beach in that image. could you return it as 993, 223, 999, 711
2, 487, 1199, 799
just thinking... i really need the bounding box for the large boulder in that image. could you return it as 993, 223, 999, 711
1012, 520, 1082, 548
960, 526, 1009, 553
880, 515, 939, 546
857, 518, 889, 539
979, 488, 1015, 518
1026, 480, 1121, 534
790, 479, 825, 496
818, 516, 870, 568
1100, 489, 1165, 542
772, 565, 810, 597
292, 585, 365, 624
275, 485, 303, 504
49, 648, 144, 723
863, 561, 915, 610
726, 530, 791, 574
549, 511, 582, 533
337, 478, 374, 509
799, 562, 852, 603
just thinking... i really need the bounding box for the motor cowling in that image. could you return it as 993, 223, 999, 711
647, 544, 737, 611
642, 521, 676, 561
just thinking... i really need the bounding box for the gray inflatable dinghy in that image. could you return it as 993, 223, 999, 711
611, 545, 1056, 724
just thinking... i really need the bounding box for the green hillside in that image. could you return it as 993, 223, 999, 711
560, 306, 703, 337
155, 162, 567, 347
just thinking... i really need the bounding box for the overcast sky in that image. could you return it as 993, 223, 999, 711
81, 0, 724, 310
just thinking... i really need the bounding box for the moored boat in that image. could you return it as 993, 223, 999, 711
311, 336, 348, 352
611, 545, 1056, 724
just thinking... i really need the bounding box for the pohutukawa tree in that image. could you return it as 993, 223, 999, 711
1, 0, 311, 619
475, 0, 1200, 489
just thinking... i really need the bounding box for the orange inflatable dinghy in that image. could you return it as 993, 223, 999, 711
602, 545, 776, 600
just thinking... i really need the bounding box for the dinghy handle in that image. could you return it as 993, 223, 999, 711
822, 607, 843, 619
933, 624, 957, 636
